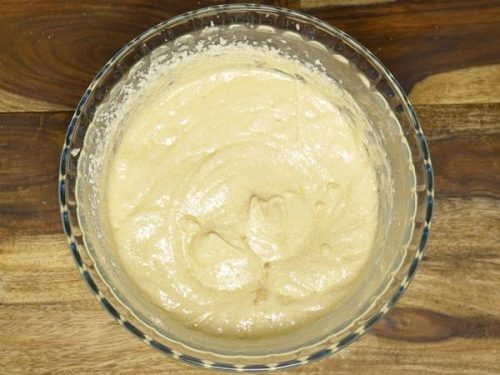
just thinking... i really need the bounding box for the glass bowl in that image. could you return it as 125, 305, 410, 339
59, 4, 433, 371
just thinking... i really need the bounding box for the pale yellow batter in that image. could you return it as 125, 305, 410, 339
105, 45, 379, 337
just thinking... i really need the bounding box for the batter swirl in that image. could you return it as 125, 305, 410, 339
105, 45, 379, 337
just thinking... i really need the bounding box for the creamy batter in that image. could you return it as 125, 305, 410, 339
105, 45, 379, 337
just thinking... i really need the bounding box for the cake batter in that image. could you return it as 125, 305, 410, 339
104, 45, 379, 337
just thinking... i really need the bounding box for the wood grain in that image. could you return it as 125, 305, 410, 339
416, 103, 500, 140
307, 0, 500, 93
0, 112, 69, 238
432, 134, 500, 199
0, 88, 71, 113
1, 302, 498, 374
300, 0, 395, 9
410, 65, 500, 105
1, 0, 500, 110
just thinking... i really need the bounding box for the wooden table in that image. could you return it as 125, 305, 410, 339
1, 1, 499, 374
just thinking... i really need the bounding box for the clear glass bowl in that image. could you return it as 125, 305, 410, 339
59, 4, 433, 371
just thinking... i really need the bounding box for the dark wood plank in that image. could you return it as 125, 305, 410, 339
1, 0, 500, 110
0, 0, 296, 111
0, 112, 70, 237
308, 0, 500, 92
431, 134, 500, 199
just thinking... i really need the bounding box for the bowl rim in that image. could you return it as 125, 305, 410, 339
59, 3, 434, 372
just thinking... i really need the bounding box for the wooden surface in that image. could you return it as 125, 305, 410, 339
0, 1, 499, 374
